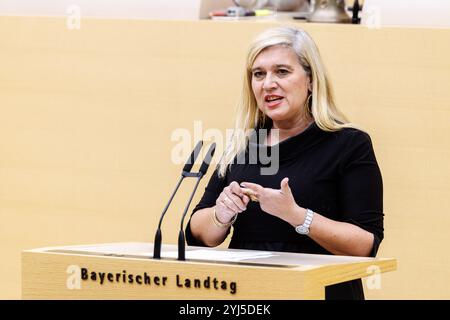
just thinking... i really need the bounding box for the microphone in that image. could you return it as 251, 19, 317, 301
178, 142, 216, 261
152, 140, 203, 259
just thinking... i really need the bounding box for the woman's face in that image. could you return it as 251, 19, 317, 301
251, 45, 311, 126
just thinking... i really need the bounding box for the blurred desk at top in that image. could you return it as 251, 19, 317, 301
0, 0, 234, 20
2, 0, 450, 28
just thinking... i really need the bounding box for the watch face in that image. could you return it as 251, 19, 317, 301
295, 226, 309, 235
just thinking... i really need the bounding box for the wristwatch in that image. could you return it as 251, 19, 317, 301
295, 209, 314, 235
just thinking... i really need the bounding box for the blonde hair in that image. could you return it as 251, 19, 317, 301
218, 26, 355, 178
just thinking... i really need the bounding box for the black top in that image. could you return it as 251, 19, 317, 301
186, 122, 384, 300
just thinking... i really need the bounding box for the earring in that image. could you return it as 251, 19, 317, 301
304, 93, 312, 118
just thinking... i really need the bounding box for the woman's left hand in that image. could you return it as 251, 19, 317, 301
240, 178, 298, 223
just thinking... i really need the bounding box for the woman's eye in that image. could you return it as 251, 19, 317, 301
277, 69, 289, 75
253, 71, 264, 78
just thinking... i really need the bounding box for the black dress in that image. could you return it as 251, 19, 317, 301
186, 122, 384, 300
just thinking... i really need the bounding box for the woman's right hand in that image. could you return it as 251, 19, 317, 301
215, 181, 250, 224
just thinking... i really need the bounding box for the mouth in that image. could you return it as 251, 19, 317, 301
264, 94, 284, 108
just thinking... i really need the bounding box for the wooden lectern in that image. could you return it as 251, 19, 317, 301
22, 242, 396, 299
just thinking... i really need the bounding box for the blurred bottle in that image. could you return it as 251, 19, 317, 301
233, 0, 269, 10
267, 0, 308, 11
307, 0, 351, 23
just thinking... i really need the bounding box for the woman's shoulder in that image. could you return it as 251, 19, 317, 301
329, 126, 373, 145
326, 126, 378, 165
319, 126, 375, 158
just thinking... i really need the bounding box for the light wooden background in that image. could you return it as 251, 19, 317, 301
1, 16, 449, 299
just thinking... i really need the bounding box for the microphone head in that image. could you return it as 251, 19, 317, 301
182, 140, 203, 173
199, 143, 216, 176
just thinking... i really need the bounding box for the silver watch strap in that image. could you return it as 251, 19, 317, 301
303, 209, 314, 228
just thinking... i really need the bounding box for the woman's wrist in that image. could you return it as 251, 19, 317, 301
211, 207, 237, 228
288, 205, 307, 227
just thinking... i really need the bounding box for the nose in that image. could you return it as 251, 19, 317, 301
262, 73, 278, 91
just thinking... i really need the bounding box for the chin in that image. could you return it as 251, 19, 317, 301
265, 111, 288, 122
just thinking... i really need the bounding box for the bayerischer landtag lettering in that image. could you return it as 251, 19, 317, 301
80, 268, 168, 286
78, 267, 237, 294
176, 274, 237, 294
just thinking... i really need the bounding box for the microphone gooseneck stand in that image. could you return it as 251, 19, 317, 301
152, 141, 203, 259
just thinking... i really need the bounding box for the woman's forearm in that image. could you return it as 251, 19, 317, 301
288, 206, 374, 257
189, 207, 230, 247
